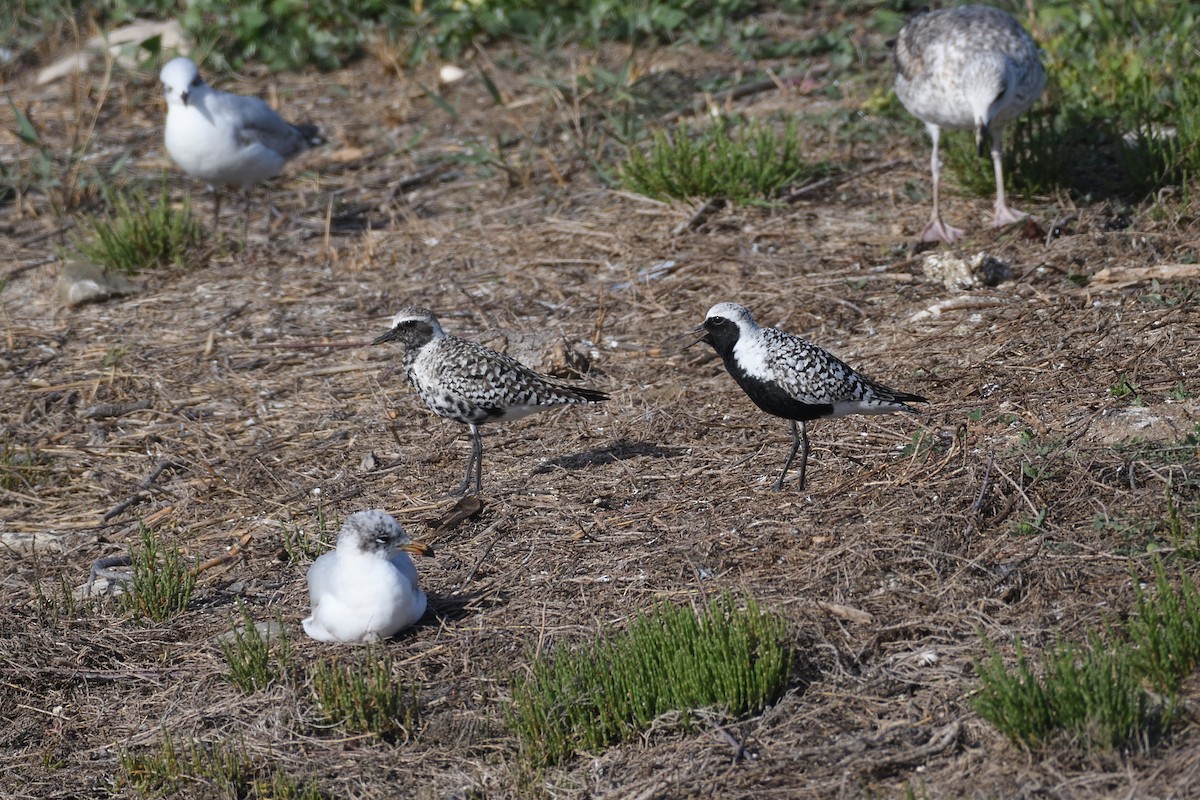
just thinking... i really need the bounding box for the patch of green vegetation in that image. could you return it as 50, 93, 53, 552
1129, 561, 1200, 692
120, 734, 323, 799
219, 602, 294, 693
117, 524, 196, 623
281, 511, 336, 564
974, 632, 1164, 753
0, 438, 37, 491
310, 647, 419, 741
621, 118, 829, 204
73, 182, 202, 273
1010, 508, 1047, 537
508, 594, 791, 766
974, 533, 1200, 753
1140, 279, 1197, 309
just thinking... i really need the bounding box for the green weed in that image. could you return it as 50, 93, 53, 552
117, 524, 196, 623
1109, 374, 1143, 403
309, 647, 419, 741
219, 602, 294, 693
508, 594, 791, 766
281, 513, 335, 564
621, 118, 827, 204
120, 733, 322, 798
972, 639, 1057, 750
1010, 509, 1047, 537
0, 438, 38, 492
974, 634, 1160, 752
73, 181, 202, 274
1129, 561, 1200, 693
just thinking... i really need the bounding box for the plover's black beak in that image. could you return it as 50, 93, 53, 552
399, 540, 434, 557
181, 89, 190, 107
371, 328, 398, 346
683, 324, 711, 351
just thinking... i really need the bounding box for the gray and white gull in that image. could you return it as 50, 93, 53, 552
894, 5, 1044, 243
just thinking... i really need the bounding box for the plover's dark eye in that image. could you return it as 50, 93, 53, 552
190, 75, 201, 88
710, 316, 726, 325
400, 320, 415, 328
375, 535, 389, 545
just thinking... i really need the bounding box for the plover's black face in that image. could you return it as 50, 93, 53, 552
371, 307, 440, 349
696, 302, 754, 356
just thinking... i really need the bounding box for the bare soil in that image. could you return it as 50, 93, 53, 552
2, 13, 1200, 799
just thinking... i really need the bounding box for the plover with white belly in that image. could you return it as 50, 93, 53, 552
372, 307, 609, 496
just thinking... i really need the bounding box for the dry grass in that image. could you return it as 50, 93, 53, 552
2, 11, 1200, 799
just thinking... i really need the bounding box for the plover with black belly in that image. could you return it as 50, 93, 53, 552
893, 5, 1044, 243
694, 302, 927, 491
372, 307, 609, 496
159, 57, 325, 234
303, 510, 433, 643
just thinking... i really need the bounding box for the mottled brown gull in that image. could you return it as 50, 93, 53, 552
894, 5, 1045, 243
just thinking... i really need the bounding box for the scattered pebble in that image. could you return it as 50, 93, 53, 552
920, 251, 1011, 290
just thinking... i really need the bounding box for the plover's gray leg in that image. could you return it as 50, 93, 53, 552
775, 420, 810, 491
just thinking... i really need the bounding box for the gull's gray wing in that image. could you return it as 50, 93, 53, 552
210, 90, 322, 159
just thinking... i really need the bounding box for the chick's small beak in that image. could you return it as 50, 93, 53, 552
371, 328, 398, 346
399, 540, 434, 558
180, 89, 190, 107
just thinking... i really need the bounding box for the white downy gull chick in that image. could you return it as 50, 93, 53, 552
159, 56, 324, 233
303, 510, 433, 643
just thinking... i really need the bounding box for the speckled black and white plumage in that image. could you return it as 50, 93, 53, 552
695, 302, 926, 491
372, 307, 608, 495
894, 5, 1044, 243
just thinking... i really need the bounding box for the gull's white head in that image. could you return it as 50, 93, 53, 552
160, 57, 205, 108
370, 306, 446, 349
338, 509, 433, 558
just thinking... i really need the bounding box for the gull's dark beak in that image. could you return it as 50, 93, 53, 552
975, 122, 991, 158
399, 540, 434, 558
371, 328, 398, 346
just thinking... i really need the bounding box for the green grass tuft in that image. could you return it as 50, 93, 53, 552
509, 594, 791, 766
120, 733, 323, 798
974, 633, 1162, 753
117, 524, 196, 623
620, 119, 828, 204
219, 601, 294, 693
974, 529, 1200, 753
309, 647, 419, 741
73, 181, 202, 274
972, 638, 1058, 751
1129, 561, 1200, 693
